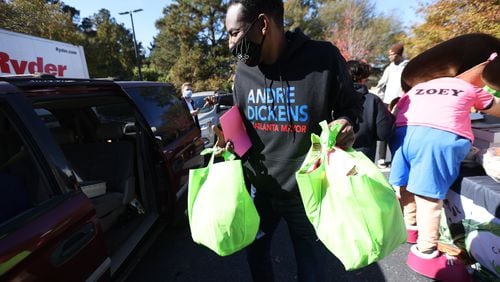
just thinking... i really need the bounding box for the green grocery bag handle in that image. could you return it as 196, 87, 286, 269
200, 146, 236, 166
316, 120, 342, 151
301, 121, 344, 171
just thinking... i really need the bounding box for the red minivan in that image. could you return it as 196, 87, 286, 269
0, 77, 204, 280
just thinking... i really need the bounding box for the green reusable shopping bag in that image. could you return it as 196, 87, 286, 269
464, 222, 500, 278
295, 121, 406, 270
188, 147, 260, 256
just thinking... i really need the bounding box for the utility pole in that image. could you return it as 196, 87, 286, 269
119, 9, 143, 80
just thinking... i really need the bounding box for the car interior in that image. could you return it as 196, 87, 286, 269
53, 123, 136, 232
0, 94, 164, 276
0, 78, 207, 279
33, 96, 160, 256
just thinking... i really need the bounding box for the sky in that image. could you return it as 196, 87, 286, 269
63, 0, 424, 55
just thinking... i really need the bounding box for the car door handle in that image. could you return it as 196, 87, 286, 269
51, 222, 97, 267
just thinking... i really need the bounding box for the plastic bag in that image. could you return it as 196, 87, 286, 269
464, 221, 500, 278
295, 121, 406, 270
188, 147, 260, 256
482, 147, 500, 183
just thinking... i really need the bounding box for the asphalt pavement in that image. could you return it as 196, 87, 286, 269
125, 161, 437, 281
126, 215, 434, 282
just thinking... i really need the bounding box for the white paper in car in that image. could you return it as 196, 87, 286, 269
81, 181, 107, 198
219, 106, 252, 157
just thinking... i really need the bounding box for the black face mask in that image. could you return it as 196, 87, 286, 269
230, 18, 266, 67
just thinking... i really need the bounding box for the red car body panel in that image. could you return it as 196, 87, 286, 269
0, 193, 108, 281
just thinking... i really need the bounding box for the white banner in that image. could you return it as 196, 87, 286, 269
0, 28, 89, 78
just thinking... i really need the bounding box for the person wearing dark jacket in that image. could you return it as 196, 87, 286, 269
347, 60, 395, 161
181, 82, 217, 129
222, 1, 364, 281
181, 82, 201, 129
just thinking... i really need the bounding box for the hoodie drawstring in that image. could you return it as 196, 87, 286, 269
262, 64, 296, 141
278, 64, 296, 141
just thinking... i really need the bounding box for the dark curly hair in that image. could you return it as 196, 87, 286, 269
346, 60, 371, 83
228, 0, 284, 26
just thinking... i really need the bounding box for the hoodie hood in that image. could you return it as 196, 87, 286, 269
257, 28, 311, 77
353, 83, 369, 95
279, 28, 311, 63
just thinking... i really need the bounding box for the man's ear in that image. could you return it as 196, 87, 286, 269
258, 13, 270, 35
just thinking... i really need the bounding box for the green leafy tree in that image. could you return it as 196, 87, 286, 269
0, 0, 80, 43
150, 0, 232, 91
81, 9, 140, 79
408, 0, 500, 57
136, 56, 163, 82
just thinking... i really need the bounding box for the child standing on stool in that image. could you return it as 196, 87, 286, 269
389, 34, 500, 281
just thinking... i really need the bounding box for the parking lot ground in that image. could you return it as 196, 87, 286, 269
126, 213, 434, 282
127, 166, 480, 282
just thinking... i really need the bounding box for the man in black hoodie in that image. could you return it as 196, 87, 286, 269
224, 1, 363, 281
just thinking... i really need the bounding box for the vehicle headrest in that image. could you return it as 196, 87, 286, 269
50, 127, 76, 145
96, 123, 123, 141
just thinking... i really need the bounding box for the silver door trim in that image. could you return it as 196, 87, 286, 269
86, 257, 111, 282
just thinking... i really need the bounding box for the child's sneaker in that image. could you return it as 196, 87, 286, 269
377, 159, 388, 169
406, 225, 418, 244
407, 245, 471, 282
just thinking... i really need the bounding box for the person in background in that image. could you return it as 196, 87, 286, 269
181, 82, 215, 129
347, 60, 394, 162
389, 33, 500, 280
223, 0, 363, 281
374, 43, 409, 168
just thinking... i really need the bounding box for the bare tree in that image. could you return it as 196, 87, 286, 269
319, 0, 404, 64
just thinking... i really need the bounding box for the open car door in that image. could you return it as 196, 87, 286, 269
0, 88, 110, 281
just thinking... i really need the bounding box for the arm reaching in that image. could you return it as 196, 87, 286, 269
481, 96, 500, 117
212, 125, 234, 153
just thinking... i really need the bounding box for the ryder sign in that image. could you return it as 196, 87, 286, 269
0, 28, 89, 78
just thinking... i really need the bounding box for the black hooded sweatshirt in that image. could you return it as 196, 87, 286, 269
233, 29, 363, 196
352, 83, 395, 161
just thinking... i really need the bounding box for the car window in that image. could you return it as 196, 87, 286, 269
93, 103, 135, 124
0, 106, 57, 226
126, 86, 196, 145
